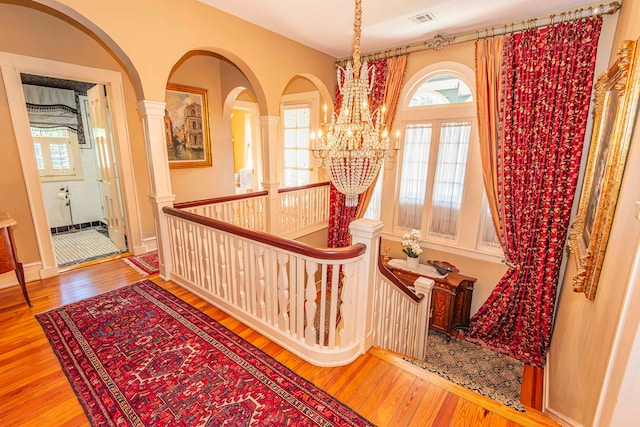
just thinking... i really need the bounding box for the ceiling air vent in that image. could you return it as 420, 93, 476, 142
409, 12, 436, 25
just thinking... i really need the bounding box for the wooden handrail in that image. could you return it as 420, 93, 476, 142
174, 191, 269, 209
278, 182, 329, 194
164, 207, 366, 260
377, 254, 424, 302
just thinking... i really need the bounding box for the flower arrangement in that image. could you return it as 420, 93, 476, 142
402, 229, 423, 258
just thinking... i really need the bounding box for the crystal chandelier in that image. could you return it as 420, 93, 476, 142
311, 0, 395, 207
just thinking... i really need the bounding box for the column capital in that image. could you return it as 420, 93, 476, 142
262, 182, 280, 190
148, 194, 176, 204
136, 100, 166, 117
259, 115, 280, 126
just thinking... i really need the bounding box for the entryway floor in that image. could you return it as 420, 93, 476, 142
52, 228, 121, 267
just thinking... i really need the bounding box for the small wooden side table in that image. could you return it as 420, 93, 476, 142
0, 215, 31, 307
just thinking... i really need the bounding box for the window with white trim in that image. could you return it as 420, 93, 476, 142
31, 126, 83, 181
280, 92, 319, 187
282, 107, 311, 186
390, 65, 499, 256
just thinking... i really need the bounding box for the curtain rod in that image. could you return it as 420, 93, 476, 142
335, 1, 621, 67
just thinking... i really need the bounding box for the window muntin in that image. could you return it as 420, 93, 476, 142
409, 74, 473, 106
49, 143, 71, 170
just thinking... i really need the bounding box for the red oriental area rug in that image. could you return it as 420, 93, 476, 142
36, 280, 373, 426
123, 251, 159, 275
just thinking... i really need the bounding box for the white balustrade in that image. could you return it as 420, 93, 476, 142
168, 184, 434, 365
164, 207, 378, 367
373, 270, 434, 360
178, 193, 268, 231
279, 183, 330, 237
176, 183, 329, 239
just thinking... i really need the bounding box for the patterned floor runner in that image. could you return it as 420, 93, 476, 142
404, 331, 525, 412
36, 280, 373, 426
52, 228, 121, 267
123, 251, 159, 275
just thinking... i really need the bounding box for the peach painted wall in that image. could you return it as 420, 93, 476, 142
167, 54, 236, 202
42, 0, 337, 110
546, 4, 640, 425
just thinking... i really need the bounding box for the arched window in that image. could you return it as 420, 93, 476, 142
408, 74, 473, 106
389, 62, 501, 255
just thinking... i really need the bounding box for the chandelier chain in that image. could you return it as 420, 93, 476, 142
352, 0, 362, 77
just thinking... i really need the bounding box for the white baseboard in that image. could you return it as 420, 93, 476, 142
0, 261, 43, 289
544, 406, 584, 427
132, 237, 157, 256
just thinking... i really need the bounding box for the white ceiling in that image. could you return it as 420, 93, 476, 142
198, 0, 604, 58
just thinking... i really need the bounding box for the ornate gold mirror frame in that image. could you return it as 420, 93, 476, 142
569, 38, 640, 300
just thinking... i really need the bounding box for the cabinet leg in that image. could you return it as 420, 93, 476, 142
15, 262, 31, 307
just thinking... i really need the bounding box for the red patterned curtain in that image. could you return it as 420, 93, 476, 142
327, 58, 388, 248
467, 17, 602, 367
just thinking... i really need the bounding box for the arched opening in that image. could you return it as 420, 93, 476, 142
279, 74, 333, 188
166, 50, 265, 202
223, 88, 261, 193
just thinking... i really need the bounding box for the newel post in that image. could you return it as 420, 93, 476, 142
414, 277, 435, 359
349, 218, 384, 354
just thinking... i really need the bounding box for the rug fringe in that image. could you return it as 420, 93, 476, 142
122, 258, 150, 276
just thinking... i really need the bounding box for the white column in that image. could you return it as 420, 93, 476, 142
349, 218, 384, 353
137, 100, 175, 280
260, 115, 280, 234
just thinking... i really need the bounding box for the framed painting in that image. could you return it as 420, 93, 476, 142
165, 83, 212, 168
568, 38, 640, 300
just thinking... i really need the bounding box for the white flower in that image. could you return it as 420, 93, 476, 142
402, 229, 422, 257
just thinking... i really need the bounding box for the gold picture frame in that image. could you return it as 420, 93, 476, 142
568, 38, 640, 300
165, 83, 212, 168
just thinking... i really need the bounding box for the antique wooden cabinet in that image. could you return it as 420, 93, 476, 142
0, 215, 31, 306
381, 257, 476, 339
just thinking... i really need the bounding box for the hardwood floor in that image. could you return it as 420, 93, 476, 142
0, 259, 558, 426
